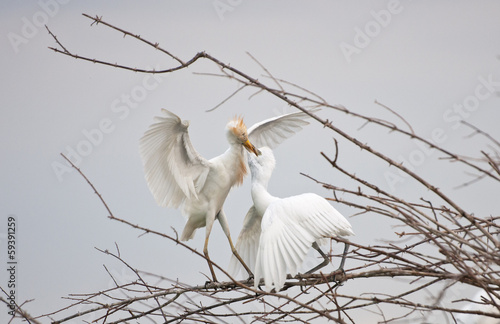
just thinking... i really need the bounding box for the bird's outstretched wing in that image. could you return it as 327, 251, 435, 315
254, 193, 354, 292
247, 110, 317, 149
140, 109, 210, 208
228, 206, 262, 277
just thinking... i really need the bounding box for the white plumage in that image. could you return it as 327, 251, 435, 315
229, 147, 354, 291
140, 109, 313, 281
455, 289, 500, 324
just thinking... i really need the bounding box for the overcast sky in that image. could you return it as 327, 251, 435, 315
1, 1, 499, 323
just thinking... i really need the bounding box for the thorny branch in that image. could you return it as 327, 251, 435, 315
27, 13, 500, 323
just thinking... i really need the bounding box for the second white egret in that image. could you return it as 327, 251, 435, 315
230, 147, 354, 291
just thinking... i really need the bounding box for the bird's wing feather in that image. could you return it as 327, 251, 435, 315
140, 109, 210, 208
284, 193, 354, 238
228, 206, 262, 277
247, 110, 316, 149
254, 193, 354, 291
255, 204, 313, 291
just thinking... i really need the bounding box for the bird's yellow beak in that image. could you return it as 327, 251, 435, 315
243, 140, 261, 156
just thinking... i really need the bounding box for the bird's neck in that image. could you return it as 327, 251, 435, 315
251, 182, 277, 216
222, 145, 247, 186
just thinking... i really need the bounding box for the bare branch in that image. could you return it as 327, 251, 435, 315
43, 15, 500, 323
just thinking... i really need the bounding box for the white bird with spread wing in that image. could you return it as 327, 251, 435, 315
140, 109, 313, 281
229, 147, 354, 292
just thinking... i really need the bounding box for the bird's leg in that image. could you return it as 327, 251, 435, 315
203, 238, 218, 283
305, 242, 330, 274
229, 235, 254, 280
217, 210, 254, 280
329, 242, 350, 284
204, 218, 218, 283
336, 242, 350, 274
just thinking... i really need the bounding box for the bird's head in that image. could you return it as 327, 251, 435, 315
226, 116, 261, 156
248, 146, 275, 184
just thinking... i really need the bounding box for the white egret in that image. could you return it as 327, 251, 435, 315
229, 147, 354, 292
455, 289, 500, 324
140, 109, 313, 281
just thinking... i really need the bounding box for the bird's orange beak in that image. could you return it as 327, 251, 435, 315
243, 139, 261, 156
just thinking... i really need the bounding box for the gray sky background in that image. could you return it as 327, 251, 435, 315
1, 1, 499, 323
